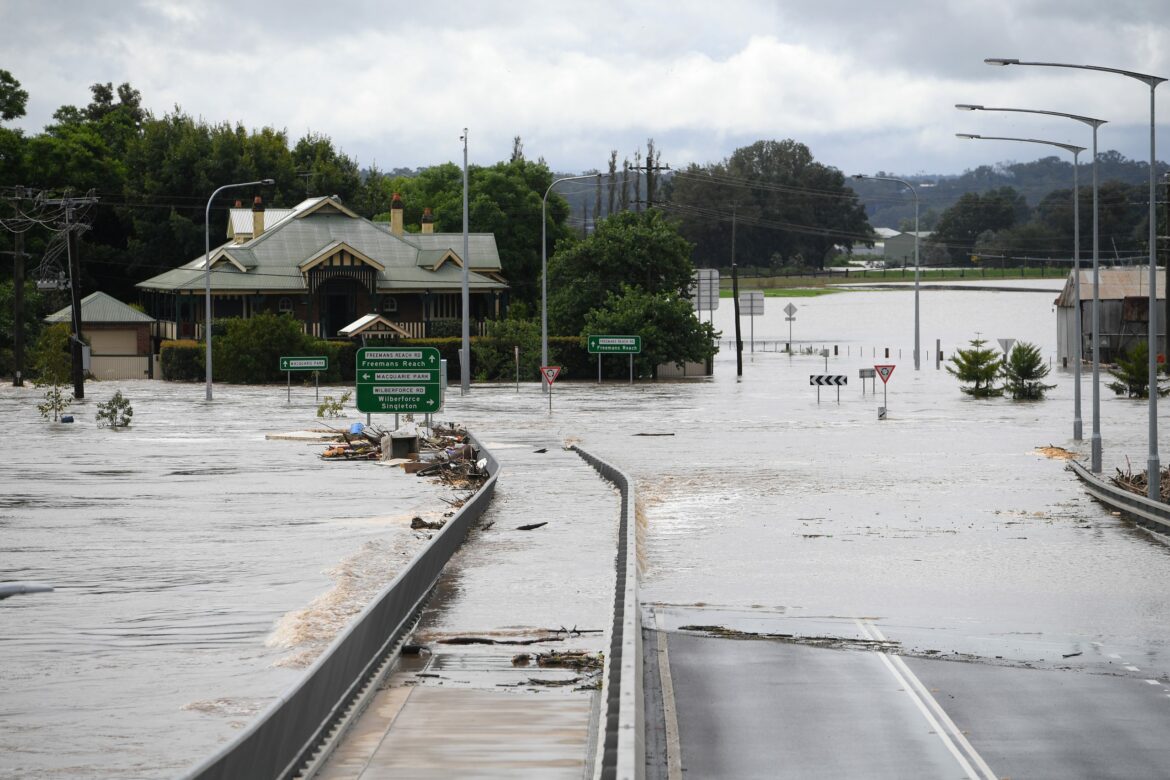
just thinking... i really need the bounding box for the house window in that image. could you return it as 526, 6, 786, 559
382, 296, 398, 314
278, 297, 294, 314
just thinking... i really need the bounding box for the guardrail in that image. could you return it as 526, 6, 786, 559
571, 446, 643, 780
182, 435, 499, 780
1068, 460, 1170, 532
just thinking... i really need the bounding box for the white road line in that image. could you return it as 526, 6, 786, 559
858, 620, 998, 780
1145, 679, 1161, 686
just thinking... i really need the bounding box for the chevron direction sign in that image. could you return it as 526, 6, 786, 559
810, 375, 847, 386
355, 347, 442, 414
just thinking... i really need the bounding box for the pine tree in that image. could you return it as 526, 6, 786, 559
1107, 340, 1170, 397
947, 337, 1004, 397
1002, 341, 1054, 399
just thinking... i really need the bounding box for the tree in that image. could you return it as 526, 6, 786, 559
929, 187, 1029, 264
1002, 341, 1054, 399
947, 337, 1003, 397
0, 69, 28, 121
548, 209, 695, 337
583, 285, 718, 377
664, 139, 871, 269
1107, 340, 1170, 398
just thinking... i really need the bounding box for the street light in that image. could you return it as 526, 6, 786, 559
854, 174, 921, 370
541, 174, 599, 389
986, 57, 1166, 496
204, 179, 274, 401
955, 132, 1087, 438
956, 104, 1105, 457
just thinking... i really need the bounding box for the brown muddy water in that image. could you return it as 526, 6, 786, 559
5, 281, 1170, 776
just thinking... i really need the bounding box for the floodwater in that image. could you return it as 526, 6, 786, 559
6, 279, 1170, 777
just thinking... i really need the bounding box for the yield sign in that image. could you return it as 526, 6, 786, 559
874, 364, 895, 384
541, 366, 561, 386
998, 338, 1016, 356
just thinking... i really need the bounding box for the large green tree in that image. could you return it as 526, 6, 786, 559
548, 209, 695, 336
582, 285, 717, 377
663, 139, 871, 269
930, 187, 1029, 264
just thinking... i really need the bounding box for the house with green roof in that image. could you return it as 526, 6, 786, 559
136, 194, 508, 340
46, 291, 156, 380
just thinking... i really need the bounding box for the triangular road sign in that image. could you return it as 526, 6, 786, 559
541, 365, 561, 386
874, 364, 895, 384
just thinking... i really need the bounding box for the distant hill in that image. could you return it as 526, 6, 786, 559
850, 151, 1169, 231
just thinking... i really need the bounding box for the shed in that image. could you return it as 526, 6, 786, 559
1054, 267, 1166, 364
46, 292, 156, 380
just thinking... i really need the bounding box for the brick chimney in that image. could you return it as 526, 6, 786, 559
252, 196, 265, 239
390, 192, 404, 236
421, 207, 435, 234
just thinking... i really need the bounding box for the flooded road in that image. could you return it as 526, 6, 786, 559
5, 280, 1170, 777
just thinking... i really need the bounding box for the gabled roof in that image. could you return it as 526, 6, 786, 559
139, 196, 507, 294
298, 240, 385, 273
337, 313, 411, 339
46, 291, 155, 324
1055, 266, 1166, 307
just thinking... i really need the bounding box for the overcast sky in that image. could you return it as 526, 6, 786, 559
4, 0, 1170, 178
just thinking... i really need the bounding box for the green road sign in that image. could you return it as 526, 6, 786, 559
355, 347, 442, 414
279, 356, 328, 372
587, 335, 642, 354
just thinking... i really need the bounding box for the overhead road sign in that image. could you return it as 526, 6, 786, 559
587, 335, 642, 354
356, 347, 442, 414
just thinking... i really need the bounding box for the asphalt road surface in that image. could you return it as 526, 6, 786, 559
644, 607, 1170, 779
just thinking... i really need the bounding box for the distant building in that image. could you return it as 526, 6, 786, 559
45, 291, 156, 380
882, 231, 933, 266
1054, 267, 1166, 364
136, 194, 508, 341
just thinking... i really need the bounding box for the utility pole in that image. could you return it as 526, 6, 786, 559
629, 163, 671, 209
1164, 172, 1169, 356
42, 192, 99, 399
731, 203, 742, 377
12, 186, 24, 386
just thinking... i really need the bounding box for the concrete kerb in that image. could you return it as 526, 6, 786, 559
571, 446, 644, 780
1068, 460, 1170, 533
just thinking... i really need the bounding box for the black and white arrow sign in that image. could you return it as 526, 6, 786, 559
810, 375, 847, 386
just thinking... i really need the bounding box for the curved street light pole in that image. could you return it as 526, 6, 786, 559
541, 174, 599, 390
956, 133, 1087, 445
956, 106, 1105, 450
986, 58, 1166, 492
854, 174, 920, 370
204, 178, 274, 401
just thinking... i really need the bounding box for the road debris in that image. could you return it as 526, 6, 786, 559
516, 522, 548, 531
1110, 459, 1170, 501
1035, 445, 1078, 460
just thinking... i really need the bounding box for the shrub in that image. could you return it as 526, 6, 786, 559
160, 340, 203, 381
96, 390, 133, 428
317, 390, 352, 418
30, 323, 74, 385
215, 313, 317, 383
37, 382, 71, 422
472, 319, 541, 381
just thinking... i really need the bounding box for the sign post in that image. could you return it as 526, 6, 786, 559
875, 364, 895, 419
784, 302, 797, 352
279, 356, 329, 402
541, 366, 561, 412
739, 292, 764, 352
587, 335, 642, 384
355, 348, 442, 415
810, 374, 847, 404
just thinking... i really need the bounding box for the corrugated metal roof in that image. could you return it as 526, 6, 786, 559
1055, 266, 1167, 307
46, 291, 155, 324
138, 197, 507, 294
